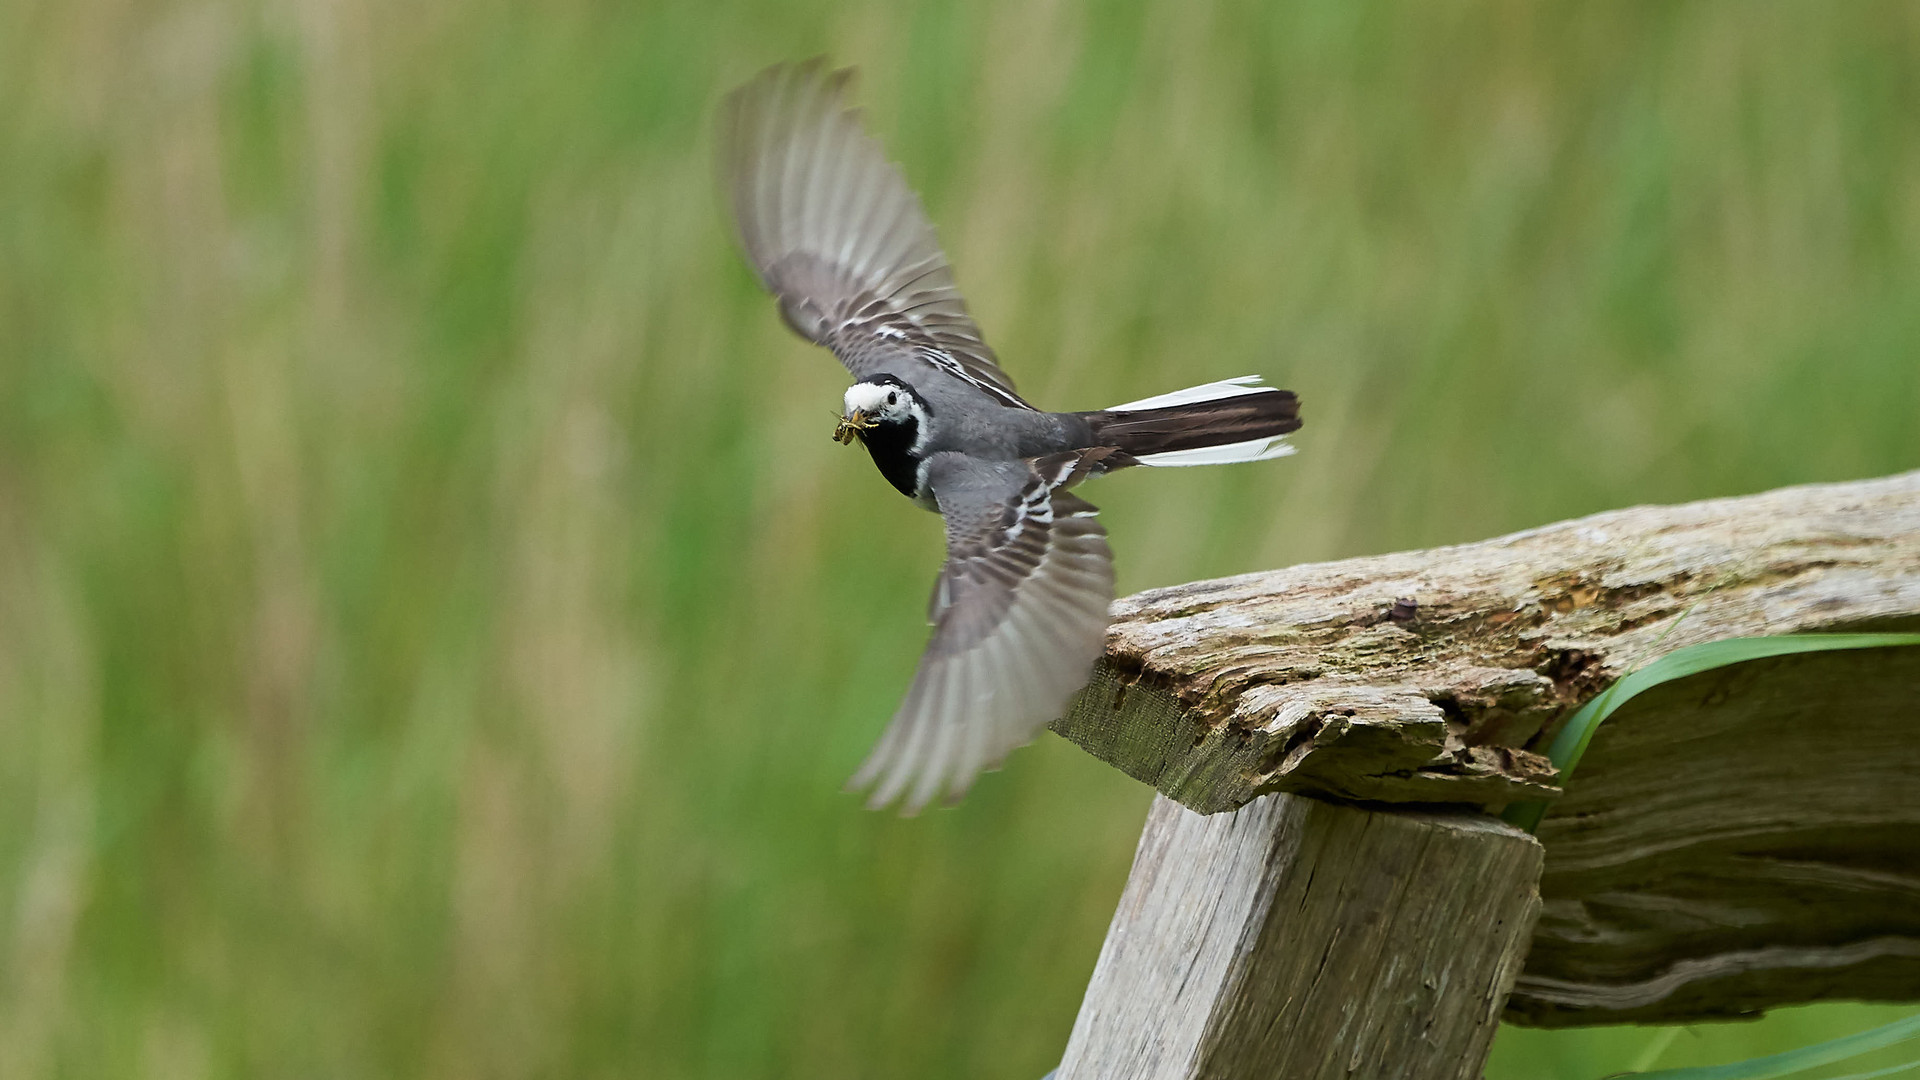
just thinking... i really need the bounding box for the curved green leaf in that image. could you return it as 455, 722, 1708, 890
1615, 1012, 1920, 1079
1823, 1058, 1920, 1080
1504, 633, 1920, 832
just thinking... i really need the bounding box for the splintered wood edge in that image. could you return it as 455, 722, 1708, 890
1050, 469, 1920, 813
1053, 662, 1561, 812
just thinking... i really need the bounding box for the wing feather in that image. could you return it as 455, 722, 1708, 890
853, 451, 1117, 812
719, 60, 1032, 408
916, 653, 972, 810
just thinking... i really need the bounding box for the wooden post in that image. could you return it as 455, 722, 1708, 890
1056, 794, 1543, 1080
1047, 471, 1920, 1067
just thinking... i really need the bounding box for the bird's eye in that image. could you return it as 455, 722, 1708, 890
887, 392, 898, 405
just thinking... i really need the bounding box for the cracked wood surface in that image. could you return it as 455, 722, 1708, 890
1052, 470, 1920, 1025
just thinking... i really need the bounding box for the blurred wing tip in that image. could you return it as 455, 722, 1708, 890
883, 793, 927, 817
851, 770, 936, 816
719, 59, 858, 144
821, 61, 856, 94
738, 56, 857, 102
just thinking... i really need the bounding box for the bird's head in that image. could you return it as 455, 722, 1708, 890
834, 376, 929, 445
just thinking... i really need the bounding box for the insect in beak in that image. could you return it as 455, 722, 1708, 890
833, 409, 876, 445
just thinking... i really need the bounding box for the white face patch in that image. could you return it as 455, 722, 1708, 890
842, 381, 922, 426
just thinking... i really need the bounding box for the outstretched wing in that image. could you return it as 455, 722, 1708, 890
717, 59, 1032, 409
851, 450, 1120, 812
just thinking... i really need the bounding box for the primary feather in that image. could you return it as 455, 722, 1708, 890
850, 451, 1117, 812
719, 60, 1029, 408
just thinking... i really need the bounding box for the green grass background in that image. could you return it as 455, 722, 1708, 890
3, 1, 1918, 1077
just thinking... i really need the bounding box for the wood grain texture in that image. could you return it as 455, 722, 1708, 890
1048, 471, 1920, 1025
1512, 644, 1920, 1025
1053, 470, 1920, 810
1055, 793, 1543, 1080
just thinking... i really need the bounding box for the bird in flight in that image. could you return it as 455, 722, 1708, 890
719, 60, 1301, 812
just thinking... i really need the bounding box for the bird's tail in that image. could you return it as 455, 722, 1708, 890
1077, 376, 1300, 467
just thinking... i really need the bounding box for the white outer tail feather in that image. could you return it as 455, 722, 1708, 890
1135, 437, 1295, 467
1108, 375, 1297, 467
1108, 375, 1277, 412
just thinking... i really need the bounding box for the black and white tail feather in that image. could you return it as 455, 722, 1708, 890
1086, 376, 1300, 467
720, 60, 1303, 813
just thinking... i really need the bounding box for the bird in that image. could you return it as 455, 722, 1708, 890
718, 59, 1301, 813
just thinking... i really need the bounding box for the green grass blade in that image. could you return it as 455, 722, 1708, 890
1823, 1058, 1920, 1080
1546, 633, 1920, 779
1614, 1012, 1920, 1079
1504, 633, 1920, 832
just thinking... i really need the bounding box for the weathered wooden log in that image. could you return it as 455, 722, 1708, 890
1054, 470, 1920, 812
1051, 471, 1920, 1026
1055, 794, 1543, 1080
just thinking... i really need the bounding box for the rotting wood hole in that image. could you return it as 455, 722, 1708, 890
1612, 606, 1687, 634
1103, 650, 1149, 686
1540, 648, 1606, 699
1264, 712, 1330, 774
1430, 693, 1470, 735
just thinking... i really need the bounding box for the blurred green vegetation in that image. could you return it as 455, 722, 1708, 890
1, 0, 1916, 1077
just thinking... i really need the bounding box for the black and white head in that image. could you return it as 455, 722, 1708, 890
833, 375, 935, 501
833, 375, 931, 447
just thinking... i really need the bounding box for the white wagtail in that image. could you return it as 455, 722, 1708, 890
720, 60, 1301, 812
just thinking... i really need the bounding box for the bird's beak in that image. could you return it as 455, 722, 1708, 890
833, 409, 875, 445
